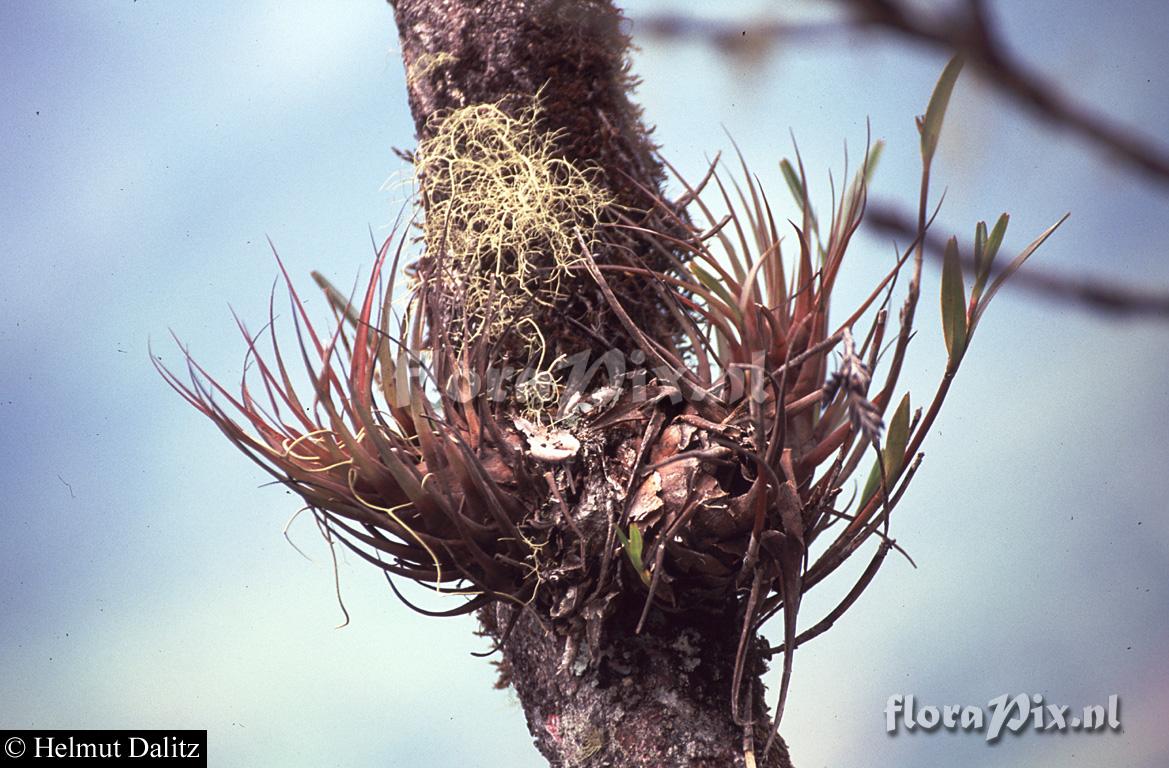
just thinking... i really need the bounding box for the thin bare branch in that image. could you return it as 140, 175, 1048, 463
632, 2, 1169, 189
865, 200, 1169, 319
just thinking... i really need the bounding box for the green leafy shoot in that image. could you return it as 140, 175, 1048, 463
940, 236, 969, 364
860, 393, 912, 508
616, 523, 652, 586
973, 213, 1070, 326
972, 213, 1010, 305
919, 55, 965, 166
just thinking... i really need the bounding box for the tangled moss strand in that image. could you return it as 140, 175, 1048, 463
415, 99, 614, 366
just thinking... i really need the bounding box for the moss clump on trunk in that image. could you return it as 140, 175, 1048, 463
413, 98, 613, 368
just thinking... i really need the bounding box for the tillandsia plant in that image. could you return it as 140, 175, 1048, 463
160, 8, 1065, 763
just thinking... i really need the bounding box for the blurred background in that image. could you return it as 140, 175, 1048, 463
1, 1, 1166, 766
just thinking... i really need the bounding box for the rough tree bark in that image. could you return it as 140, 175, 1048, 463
390, 2, 795, 766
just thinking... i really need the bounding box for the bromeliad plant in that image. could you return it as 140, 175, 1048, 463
584, 58, 1066, 748
159, 56, 1063, 759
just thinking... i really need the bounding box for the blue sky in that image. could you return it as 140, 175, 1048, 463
2, 1, 1167, 766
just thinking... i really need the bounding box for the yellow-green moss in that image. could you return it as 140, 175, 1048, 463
415, 98, 612, 364
406, 51, 459, 87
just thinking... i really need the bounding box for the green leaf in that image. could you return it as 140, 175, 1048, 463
940, 236, 968, 363
919, 56, 965, 165
864, 140, 886, 186
616, 524, 651, 586
971, 221, 988, 307
781, 151, 823, 246
884, 394, 911, 484
616, 524, 644, 572
860, 393, 912, 508
840, 141, 885, 233
985, 213, 1010, 270
312, 271, 361, 330
972, 213, 1009, 309
629, 523, 644, 566
689, 262, 741, 321
860, 461, 881, 511
973, 221, 988, 276
779, 159, 805, 212
974, 213, 1069, 325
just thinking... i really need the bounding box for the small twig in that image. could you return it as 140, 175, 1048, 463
633, 3, 1169, 189
765, 539, 891, 657
56, 474, 75, 499
634, 13, 848, 54
544, 471, 588, 566
865, 201, 1169, 319
843, 0, 1169, 188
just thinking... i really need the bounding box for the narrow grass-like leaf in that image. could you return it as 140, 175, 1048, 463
973, 221, 988, 277
986, 213, 1010, 268
920, 56, 965, 165
940, 236, 968, 363
312, 271, 361, 330
858, 460, 880, 520
616, 523, 652, 586
974, 213, 1011, 304
859, 393, 911, 507
689, 262, 743, 326
864, 140, 885, 186
780, 159, 804, 212
974, 213, 1069, 325
629, 523, 644, 567
884, 393, 911, 483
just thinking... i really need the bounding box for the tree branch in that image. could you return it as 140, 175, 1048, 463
631, 1, 1169, 189
391, 0, 665, 213
388, 3, 797, 765
864, 200, 1169, 320
845, 0, 1169, 187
